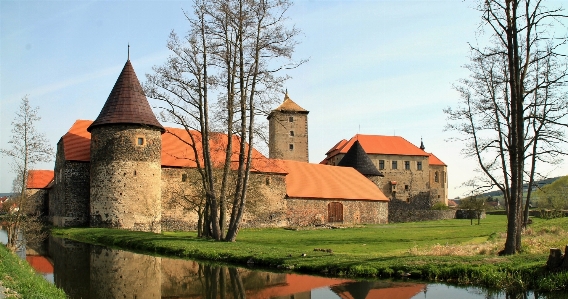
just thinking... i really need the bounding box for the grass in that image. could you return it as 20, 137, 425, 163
52, 215, 568, 292
0, 245, 67, 299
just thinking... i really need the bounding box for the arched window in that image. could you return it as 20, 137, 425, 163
328, 202, 343, 222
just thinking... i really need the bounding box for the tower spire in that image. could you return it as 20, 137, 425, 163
128, 43, 130, 61
420, 138, 425, 150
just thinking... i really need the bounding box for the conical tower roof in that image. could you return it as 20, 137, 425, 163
273, 92, 308, 113
337, 140, 383, 177
87, 60, 164, 133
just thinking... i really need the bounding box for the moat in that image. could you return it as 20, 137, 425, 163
0, 227, 564, 299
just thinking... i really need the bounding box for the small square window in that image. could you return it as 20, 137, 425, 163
378, 160, 385, 170
289, 144, 294, 150
404, 161, 410, 170
290, 131, 294, 137
392, 161, 397, 170
137, 137, 145, 146
405, 185, 409, 190
289, 116, 294, 122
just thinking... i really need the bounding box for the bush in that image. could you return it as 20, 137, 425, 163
431, 202, 449, 210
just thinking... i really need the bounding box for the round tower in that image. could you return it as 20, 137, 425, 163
267, 92, 309, 162
87, 59, 164, 233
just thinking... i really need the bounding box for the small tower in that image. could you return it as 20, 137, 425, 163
267, 92, 309, 162
87, 59, 164, 233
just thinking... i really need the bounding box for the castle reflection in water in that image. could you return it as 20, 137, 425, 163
47, 236, 426, 299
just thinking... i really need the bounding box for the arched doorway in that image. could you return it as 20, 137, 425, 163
328, 202, 343, 222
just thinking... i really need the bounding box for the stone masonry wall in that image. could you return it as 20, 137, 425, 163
24, 188, 48, 216
268, 111, 309, 162
286, 198, 388, 226
161, 168, 288, 231
90, 125, 162, 233
388, 190, 455, 223
49, 139, 90, 227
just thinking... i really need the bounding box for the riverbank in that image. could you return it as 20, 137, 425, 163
52, 215, 568, 292
0, 245, 66, 298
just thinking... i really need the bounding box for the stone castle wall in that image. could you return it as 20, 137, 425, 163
286, 198, 388, 226
268, 111, 309, 162
24, 188, 48, 216
49, 140, 90, 227
388, 190, 455, 223
89, 125, 162, 233
430, 164, 448, 205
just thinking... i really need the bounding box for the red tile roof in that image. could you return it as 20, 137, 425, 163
87, 60, 164, 133
338, 134, 429, 157
428, 153, 447, 166
26, 256, 54, 274
62, 120, 287, 174
246, 274, 353, 299
282, 160, 388, 201
26, 170, 54, 189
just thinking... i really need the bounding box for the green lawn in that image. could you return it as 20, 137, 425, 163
0, 245, 67, 299
52, 215, 568, 292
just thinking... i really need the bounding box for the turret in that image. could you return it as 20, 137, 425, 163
88, 59, 164, 233
267, 92, 309, 162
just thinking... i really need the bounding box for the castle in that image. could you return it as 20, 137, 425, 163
25, 58, 448, 232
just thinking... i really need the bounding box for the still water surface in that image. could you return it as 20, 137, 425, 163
0, 227, 564, 298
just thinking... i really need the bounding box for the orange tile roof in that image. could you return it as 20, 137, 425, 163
63, 120, 92, 161
325, 139, 348, 155
246, 274, 353, 299
282, 160, 388, 201
26, 256, 54, 274
61, 120, 287, 174
428, 153, 447, 166
26, 170, 54, 189
338, 134, 429, 157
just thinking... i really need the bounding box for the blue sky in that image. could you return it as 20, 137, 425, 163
1, 0, 566, 196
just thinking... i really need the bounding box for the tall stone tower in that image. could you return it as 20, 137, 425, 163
87, 59, 165, 233
267, 92, 309, 162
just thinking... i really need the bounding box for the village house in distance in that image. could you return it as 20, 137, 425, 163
26, 58, 449, 233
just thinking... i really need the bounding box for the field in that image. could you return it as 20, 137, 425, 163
52, 215, 568, 291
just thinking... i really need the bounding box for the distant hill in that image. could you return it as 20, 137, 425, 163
0, 193, 15, 198
480, 176, 562, 198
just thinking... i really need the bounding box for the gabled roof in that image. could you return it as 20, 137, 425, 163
282, 160, 388, 201
61, 120, 287, 174
337, 134, 429, 157
87, 60, 164, 133
325, 139, 348, 156
267, 93, 308, 119
428, 153, 447, 166
337, 140, 383, 177
27, 170, 54, 189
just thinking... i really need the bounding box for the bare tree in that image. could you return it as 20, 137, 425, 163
0, 96, 53, 251
145, 0, 303, 241
445, 0, 567, 254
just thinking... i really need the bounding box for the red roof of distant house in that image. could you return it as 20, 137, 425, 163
330, 134, 429, 157
448, 199, 458, 207
61, 120, 287, 174
26, 256, 54, 274
26, 170, 54, 189
428, 153, 447, 166
282, 160, 388, 201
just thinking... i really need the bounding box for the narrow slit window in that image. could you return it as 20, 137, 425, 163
290, 130, 294, 136
289, 144, 294, 150
182, 174, 187, 182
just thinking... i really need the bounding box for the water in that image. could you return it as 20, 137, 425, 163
1, 227, 565, 298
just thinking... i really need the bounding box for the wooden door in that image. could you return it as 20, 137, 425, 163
328, 202, 343, 222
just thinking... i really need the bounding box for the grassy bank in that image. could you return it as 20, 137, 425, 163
52, 215, 568, 292
0, 245, 66, 299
